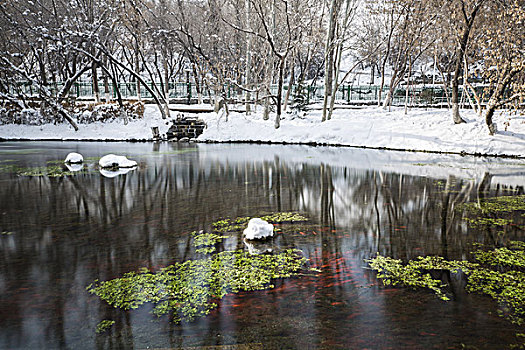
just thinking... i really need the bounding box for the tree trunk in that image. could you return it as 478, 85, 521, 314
450, 0, 485, 124
283, 57, 294, 113
245, 0, 252, 114
275, 57, 285, 129
135, 39, 141, 101
328, 42, 343, 120
322, 0, 339, 122
451, 63, 465, 123
484, 101, 497, 135
404, 57, 412, 115
92, 60, 100, 103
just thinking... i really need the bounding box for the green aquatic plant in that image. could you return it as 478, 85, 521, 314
460, 195, 525, 214
191, 231, 227, 254
211, 218, 249, 233
211, 212, 308, 233
464, 217, 514, 227
88, 212, 314, 331
260, 212, 309, 223
95, 320, 115, 334
368, 255, 477, 301
17, 165, 83, 177
459, 195, 525, 229
473, 245, 525, 269
87, 249, 310, 323
368, 241, 525, 326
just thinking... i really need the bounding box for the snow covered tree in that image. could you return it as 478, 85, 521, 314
478, 0, 525, 135
441, 0, 486, 124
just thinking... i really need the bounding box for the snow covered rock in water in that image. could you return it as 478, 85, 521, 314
99, 167, 136, 178
243, 238, 273, 255
99, 154, 137, 168
65, 163, 83, 172
64, 152, 83, 164
243, 218, 274, 240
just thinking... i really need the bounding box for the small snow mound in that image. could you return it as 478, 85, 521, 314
243, 238, 273, 255
99, 154, 138, 168
65, 163, 83, 172
64, 152, 83, 164
243, 218, 274, 240
99, 167, 136, 178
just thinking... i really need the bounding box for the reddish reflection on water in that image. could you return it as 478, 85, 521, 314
0, 142, 523, 349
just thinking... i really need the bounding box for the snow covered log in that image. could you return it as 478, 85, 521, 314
243, 218, 274, 240
99, 154, 137, 168
64, 152, 84, 164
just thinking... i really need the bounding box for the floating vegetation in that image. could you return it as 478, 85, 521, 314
88, 212, 314, 331
460, 195, 525, 214
17, 165, 81, 177
0, 164, 19, 173
368, 241, 525, 328
368, 255, 476, 301
459, 195, 525, 229
212, 217, 250, 233
464, 217, 513, 227
0, 149, 40, 155
95, 320, 115, 334
0, 163, 88, 177
211, 212, 308, 233
191, 231, 227, 254
87, 249, 311, 323
261, 212, 309, 223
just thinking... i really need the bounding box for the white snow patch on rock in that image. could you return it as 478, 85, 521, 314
99, 154, 138, 168
99, 167, 136, 178
65, 163, 83, 172
64, 152, 83, 163
243, 238, 273, 255
243, 218, 274, 240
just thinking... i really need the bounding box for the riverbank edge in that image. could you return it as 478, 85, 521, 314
1, 137, 523, 160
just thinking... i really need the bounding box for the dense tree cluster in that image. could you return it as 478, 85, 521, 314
0, 0, 523, 132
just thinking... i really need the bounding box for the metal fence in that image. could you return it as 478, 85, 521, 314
8, 80, 487, 106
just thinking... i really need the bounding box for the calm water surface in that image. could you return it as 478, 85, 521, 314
0, 141, 524, 349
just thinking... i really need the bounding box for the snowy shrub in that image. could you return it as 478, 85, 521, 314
75, 101, 144, 124
0, 105, 64, 125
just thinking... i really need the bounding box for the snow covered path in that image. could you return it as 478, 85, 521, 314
1, 105, 524, 158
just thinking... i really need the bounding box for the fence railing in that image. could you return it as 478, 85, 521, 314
7, 80, 488, 106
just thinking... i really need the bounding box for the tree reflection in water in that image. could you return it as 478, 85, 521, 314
0, 142, 523, 349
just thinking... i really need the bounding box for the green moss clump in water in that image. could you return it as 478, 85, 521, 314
368, 241, 525, 326
458, 195, 525, 229
18, 165, 79, 177
1, 164, 86, 177
95, 320, 115, 334
460, 195, 525, 214
368, 255, 476, 301
473, 244, 525, 269
261, 212, 309, 223
211, 212, 308, 233
211, 217, 250, 233
191, 231, 227, 254
464, 217, 514, 227
87, 249, 309, 323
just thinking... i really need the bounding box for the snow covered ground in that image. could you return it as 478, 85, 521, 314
1, 104, 524, 158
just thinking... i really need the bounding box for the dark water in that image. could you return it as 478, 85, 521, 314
0, 141, 524, 349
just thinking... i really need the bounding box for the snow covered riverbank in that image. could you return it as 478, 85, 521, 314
1, 104, 524, 158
